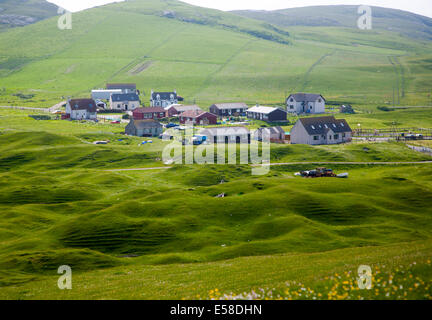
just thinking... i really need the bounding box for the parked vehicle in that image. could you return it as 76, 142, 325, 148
295, 167, 348, 178
165, 123, 179, 128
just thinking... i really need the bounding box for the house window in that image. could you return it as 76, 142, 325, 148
313, 136, 319, 141
334, 134, 339, 139
117, 104, 121, 108
290, 105, 294, 109
318, 99, 322, 103
343, 133, 346, 138
310, 106, 313, 109
290, 98, 294, 102
329, 135, 332, 140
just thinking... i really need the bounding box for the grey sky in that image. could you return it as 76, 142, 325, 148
48, 0, 432, 18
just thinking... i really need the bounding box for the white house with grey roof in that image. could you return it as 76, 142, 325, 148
109, 93, 141, 111
150, 90, 179, 108
290, 116, 352, 145
286, 93, 325, 114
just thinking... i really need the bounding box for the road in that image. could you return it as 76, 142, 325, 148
0, 101, 66, 113
105, 161, 432, 172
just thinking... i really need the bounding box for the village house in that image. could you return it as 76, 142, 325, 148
150, 90, 181, 108
125, 119, 163, 137
109, 93, 141, 111
165, 104, 202, 117
209, 103, 248, 118
290, 116, 352, 145
254, 126, 286, 143
179, 110, 217, 125
247, 105, 287, 122
199, 126, 251, 144
91, 89, 123, 101
65, 98, 97, 120
133, 107, 166, 120
286, 93, 325, 114
106, 83, 138, 94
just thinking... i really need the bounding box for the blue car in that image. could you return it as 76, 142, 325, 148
166, 123, 179, 128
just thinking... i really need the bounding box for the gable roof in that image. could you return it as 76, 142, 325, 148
247, 106, 286, 114
199, 126, 249, 136
211, 103, 248, 110
151, 91, 177, 100
288, 93, 325, 102
180, 110, 215, 118
258, 126, 285, 135
68, 99, 97, 112
167, 105, 202, 112
133, 107, 165, 113
131, 119, 162, 129
106, 83, 136, 90
111, 93, 140, 102
298, 116, 352, 135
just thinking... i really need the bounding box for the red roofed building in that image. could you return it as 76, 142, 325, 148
133, 107, 166, 120
179, 110, 217, 125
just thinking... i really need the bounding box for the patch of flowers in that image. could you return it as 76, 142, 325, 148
204, 259, 432, 300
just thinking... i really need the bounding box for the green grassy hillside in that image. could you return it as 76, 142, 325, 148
0, 0, 58, 31
0, 109, 431, 298
0, 0, 431, 109
233, 5, 432, 41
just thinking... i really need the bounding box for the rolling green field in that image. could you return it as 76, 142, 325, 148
0, 108, 431, 299
0, 0, 431, 109
0, 0, 432, 300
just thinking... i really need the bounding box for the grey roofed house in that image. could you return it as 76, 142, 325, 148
125, 119, 163, 137
106, 83, 137, 91
166, 104, 202, 113
199, 126, 251, 144
211, 103, 248, 110
111, 93, 140, 102
290, 116, 352, 145
288, 93, 325, 102
68, 99, 97, 112
209, 102, 248, 116
255, 126, 285, 141
299, 116, 351, 135
151, 91, 177, 100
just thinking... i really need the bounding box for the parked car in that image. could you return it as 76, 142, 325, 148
165, 123, 179, 128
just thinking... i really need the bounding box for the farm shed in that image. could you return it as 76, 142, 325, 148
125, 119, 163, 137
247, 106, 287, 122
